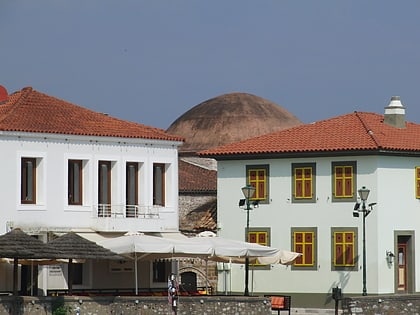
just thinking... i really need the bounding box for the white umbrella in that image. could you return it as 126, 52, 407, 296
99, 232, 178, 295
256, 250, 302, 265
175, 236, 280, 259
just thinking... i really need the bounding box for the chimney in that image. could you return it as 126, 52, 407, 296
384, 96, 406, 128
0, 85, 8, 104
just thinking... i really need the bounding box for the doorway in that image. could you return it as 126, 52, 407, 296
394, 231, 415, 293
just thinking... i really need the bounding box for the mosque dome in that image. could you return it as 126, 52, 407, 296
166, 92, 302, 154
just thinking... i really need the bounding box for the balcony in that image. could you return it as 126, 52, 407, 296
95, 204, 160, 219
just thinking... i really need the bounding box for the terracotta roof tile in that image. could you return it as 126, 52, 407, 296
0, 87, 184, 142
199, 112, 420, 157
178, 160, 216, 192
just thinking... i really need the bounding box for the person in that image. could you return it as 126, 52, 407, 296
168, 273, 179, 314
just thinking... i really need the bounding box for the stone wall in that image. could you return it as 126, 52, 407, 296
342, 294, 420, 315
0, 295, 271, 315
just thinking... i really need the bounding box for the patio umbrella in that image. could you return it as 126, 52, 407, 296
48, 232, 122, 295
99, 232, 179, 295
256, 249, 301, 265
0, 228, 61, 295
174, 236, 280, 259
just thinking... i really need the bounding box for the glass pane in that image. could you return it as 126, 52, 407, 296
26, 161, 33, 201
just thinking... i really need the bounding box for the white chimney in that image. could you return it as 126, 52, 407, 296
384, 96, 406, 128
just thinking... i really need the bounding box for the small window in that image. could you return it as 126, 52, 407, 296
153, 260, 170, 282
21, 158, 36, 204
98, 161, 112, 217
291, 227, 317, 270
246, 165, 269, 203
72, 263, 83, 285
153, 163, 165, 206
415, 167, 420, 199
332, 161, 357, 202
247, 227, 270, 269
126, 162, 139, 217
292, 163, 316, 203
331, 227, 358, 271
68, 160, 83, 205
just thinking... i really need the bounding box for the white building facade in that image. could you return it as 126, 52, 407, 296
201, 97, 420, 307
0, 86, 183, 295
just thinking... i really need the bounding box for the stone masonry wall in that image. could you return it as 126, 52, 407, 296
342, 294, 420, 315
0, 295, 271, 315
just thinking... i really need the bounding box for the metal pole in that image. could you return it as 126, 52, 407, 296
362, 202, 367, 296
244, 199, 250, 296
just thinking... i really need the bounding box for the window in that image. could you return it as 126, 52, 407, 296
292, 163, 316, 203
21, 158, 36, 204
332, 161, 357, 202
248, 230, 269, 245
291, 227, 317, 270
153, 260, 170, 282
68, 160, 83, 205
247, 227, 270, 268
153, 163, 165, 206
126, 162, 139, 217
246, 165, 269, 203
331, 227, 358, 271
415, 167, 420, 199
98, 161, 111, 217
73, 263, 83, 285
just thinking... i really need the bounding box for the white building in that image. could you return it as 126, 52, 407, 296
200, 97, 420, 307
0, 85, 183, 295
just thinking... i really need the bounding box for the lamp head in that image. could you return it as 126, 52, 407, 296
358, 186, 370, 202
241, 185, 256, 199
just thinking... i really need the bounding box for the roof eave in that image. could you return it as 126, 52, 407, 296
202, 149, 420, 161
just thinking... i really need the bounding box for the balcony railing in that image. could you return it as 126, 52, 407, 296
95, 204, 159, 219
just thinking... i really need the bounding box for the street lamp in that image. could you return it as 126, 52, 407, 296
240, 185, 256, 296
353, 186, 375, 296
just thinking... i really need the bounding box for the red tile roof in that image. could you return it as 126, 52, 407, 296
0, 86, 184, 142
178, 160, 217, 193
199, 112, 420, 157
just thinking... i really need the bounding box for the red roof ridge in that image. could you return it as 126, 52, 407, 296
354, 111, 382, 148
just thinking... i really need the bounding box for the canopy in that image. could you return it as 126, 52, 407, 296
174, 236, 280, 259
48, 232, 122, 295
0, 228, 61, 295
99, 232, 179, 295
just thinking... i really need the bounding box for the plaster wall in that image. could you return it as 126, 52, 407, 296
216, 154, 420, 297
0, 133, 180, 234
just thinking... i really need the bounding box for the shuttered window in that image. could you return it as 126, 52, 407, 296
291, 227, 317, 270
247, 228, 270, 269
292, 163, 316, 203
416, 167, 420, 198
331, 227, 358, 271
248, 231, 268, 246
332, 162, 357, 202
246, 165, 269, 203
294, 232, 314, 266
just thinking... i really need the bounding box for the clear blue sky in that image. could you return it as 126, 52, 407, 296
1, 1, 420, 130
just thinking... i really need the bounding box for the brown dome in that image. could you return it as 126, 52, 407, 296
166, 92, 302, 153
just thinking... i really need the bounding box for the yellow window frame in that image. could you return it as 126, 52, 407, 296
334, 165, 353, 198
293, 231, 314, 267
334, 231, 355, 267
248, 168, 266, 200
294, 167, 312, 199
416, 167, 420, 199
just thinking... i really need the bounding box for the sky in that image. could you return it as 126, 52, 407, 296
1, 1, 420, 130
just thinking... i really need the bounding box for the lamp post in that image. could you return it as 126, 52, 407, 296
241, 185, 256, 296
353, 186, 371, 296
